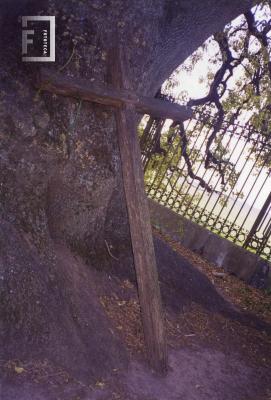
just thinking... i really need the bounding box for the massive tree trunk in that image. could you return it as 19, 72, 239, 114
0, 0, 254, 381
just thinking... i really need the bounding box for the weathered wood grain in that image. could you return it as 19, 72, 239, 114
39, 69, 192, 122
111, 46, 168, 373
116, 104, 168, 373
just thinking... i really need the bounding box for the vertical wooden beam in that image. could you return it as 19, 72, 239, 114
116, 105, 168, 373
111, 46, 168, 373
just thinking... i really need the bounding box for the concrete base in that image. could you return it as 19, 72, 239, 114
149, 199, 271, 289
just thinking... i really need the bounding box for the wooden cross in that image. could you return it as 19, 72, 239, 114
38, 49, 192, 374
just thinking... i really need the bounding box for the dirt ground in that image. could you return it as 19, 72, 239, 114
1, 232, 271, 400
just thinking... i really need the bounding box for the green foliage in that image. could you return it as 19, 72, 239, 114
144, 128, 182, 190
164, 2, 271, 172
141, 2, 271, 248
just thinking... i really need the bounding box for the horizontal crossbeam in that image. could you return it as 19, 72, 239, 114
38, 69, 192, 121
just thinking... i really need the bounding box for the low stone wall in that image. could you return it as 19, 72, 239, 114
149, 199, 271, 289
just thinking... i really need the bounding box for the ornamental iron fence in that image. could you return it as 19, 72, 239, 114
140, 111, 271, 261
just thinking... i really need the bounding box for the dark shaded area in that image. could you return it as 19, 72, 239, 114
0, 0, 260, 397
154, 236, 271, 334
155, 236, 231, 312
1, 232, 270, 400
0, 218, 128, 382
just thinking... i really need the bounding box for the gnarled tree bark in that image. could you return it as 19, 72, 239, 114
0, 0, 254, 382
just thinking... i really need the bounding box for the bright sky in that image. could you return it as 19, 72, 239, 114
160, 8, 271, 223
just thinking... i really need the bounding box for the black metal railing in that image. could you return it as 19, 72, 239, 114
140, 113, 271, 261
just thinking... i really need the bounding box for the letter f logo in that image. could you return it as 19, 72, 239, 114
22, 21, 34, 55
21, 16, 55, 62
